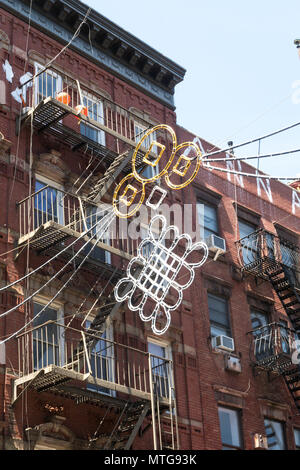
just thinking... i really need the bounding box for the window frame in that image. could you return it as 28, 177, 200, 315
34, 174, 65, 226
79, 90, 105, 146
293, 427, 300, 450
34, 62, 62, 106
147, 337, 172, 399
207, 292, 232, 340
218, 406, 243, 450
134, 122, 159, 180
32, 295, 64, 370
264, 418, 286, 450
197, 199, 219, 240
85, 319, 115, 397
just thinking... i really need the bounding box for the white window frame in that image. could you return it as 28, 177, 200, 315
134, 122, 159, 180
35, 174, 65, 226
34, 62, 62, 106
85, 318, 115, 397
80, 90, 105, 146
86, 202, 111, 264
218, 406, 243, 450
148, 337, 172, 398
32, 295, 65, 369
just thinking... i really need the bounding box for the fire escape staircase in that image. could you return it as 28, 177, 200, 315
238, 229, 300, 410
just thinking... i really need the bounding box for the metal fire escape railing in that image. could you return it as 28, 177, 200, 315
236, 229, 300, 333
18, 66, 153, 169
237, 229, 300, 284
248, 321, 300, 410
16, 184, 139, 259
13, 321, 179, 450
248, 322, 296, 373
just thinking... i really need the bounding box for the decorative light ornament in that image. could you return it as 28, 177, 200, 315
112, 124, 202, 218
114, 215, 209, 335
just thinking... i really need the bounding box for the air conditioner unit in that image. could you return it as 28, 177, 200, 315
253, 433, 268, 450
205, 235, 226, 260
212, 335, 235, 352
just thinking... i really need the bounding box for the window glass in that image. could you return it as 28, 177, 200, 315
264, 419, 286, 450
33, 302, 60, 370
294, 428, 300, 449
218, 407, 242, 450
238, 219, 257, 264
80, 93, 105, 145
250, 309, 272, 361
197, 201, 218, 240
86, 320, 114, 396
135, 124, 158, 180
238, 219, 256, 239
35, 64, 62, 105
34, 179, 64, 227
208, 293, 231, 338
148, 340, 170, 398
83, 205, 111, 264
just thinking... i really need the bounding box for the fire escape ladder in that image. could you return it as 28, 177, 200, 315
282, 366, 300, 411
87, 150, 134, 203
104, 401, 150, 450
267, 266, 300, 332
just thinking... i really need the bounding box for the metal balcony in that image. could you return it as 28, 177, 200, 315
236, 229, 300, 289
16, 184, 138, 261
17, 67, 153, 170
13, 321, 175, 408
248, 322, 296, 373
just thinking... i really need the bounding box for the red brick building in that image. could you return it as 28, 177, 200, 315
0, 0, 299, 451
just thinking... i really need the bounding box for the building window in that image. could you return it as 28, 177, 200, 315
197, 200, 219, 240
83, 204, 111, 264
34, 178, 64, 228
294, 428, 300, 449
218, 407, 243, 450
264, 418, 286, 450
86, 320, 114, 396
33, 300, 64, 370
34, 63, 62, 105
134, 123, 158, 180
238, 218, 258, 264
250, 309, 272, 362
208, 293, 231, 339
80, 91, 105, 145
148, 339, 171, 399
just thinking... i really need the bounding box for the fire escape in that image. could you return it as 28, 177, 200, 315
237, 230, 300, 409
12, 68, 179, 449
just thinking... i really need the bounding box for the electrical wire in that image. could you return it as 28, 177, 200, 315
203, 147, 300, 163
20, 7, 92, 89
0, 211, 114, 327
192, 119, 300, 161
203, 164, 300, 181
1, 211, 115, 344
0, 206, 112, 293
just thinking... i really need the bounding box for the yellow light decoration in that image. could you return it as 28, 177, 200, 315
132, 124, 177, 184
165, 142, 202, 190
113, 173, 146, 219
112, 125, 203, 218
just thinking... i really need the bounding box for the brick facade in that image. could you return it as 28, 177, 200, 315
0, 1, 299, 451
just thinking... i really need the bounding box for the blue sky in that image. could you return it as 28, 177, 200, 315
84, 0, 300, 180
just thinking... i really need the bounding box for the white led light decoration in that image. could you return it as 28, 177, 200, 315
114, 215, 209, 335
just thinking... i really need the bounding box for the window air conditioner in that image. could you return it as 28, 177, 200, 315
206, 234, 226, 254
212, 335, 235, 352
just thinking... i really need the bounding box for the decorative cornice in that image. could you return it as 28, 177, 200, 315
1, 0, 186, 108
